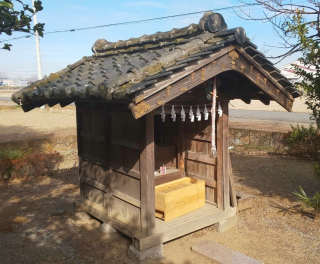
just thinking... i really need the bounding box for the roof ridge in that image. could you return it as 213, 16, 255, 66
92, 12, 228, 55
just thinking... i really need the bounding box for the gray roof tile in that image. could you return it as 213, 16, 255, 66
12, 11, 300, 112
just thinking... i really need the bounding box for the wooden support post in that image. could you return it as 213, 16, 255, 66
217, 107, 223, 209
222, 101, 230, 210
140, 113, 156, 236
229, 154, 237, 208
217, 100, 230, 210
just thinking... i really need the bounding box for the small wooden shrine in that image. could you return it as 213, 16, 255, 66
12, 12, 300, 258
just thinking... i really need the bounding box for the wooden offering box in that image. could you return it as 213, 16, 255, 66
155, 177, 205, 221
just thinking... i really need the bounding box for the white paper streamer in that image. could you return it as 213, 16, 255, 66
196, 105, 201, 121
171, 105, 176, 122
189, 106, 194, 122
204, 105, 209, 120
181, 106, 186, 122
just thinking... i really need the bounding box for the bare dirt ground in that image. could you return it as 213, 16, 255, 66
0, 155, 319, 264
0, 92, 319, 263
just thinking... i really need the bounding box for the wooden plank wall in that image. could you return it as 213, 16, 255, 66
77, 106, 146, 234
77, 106, 110, 225
109, 111, 145, 232
78, 107, 107, 166
183, 115, 217, 205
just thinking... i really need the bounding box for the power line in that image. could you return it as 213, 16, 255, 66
0, 69, 37, 72
0, 4, 258, 43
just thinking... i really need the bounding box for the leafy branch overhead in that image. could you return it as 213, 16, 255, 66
237, 0, 320, 62
0, 0, 44, 50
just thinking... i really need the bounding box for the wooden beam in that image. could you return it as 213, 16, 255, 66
228, 154, 237, 208
129, 46, 294, 119
140, 113, 156, 236
256, 94, 270, 105
133, 48, 231, 104
110, 137, 141, 150
184, 132, 212, 142
79, 154, 107, 167
80, 131, 105, 141
133, 206, 236, 251
237, 94, 251, 104
80, 177, 108, 193
110, 163, 140, 179
238, 48, 293, 110
112, 190, 141, 208
217, 108, 223, 209
185, 173, 217, 188
185, 151, 217, 165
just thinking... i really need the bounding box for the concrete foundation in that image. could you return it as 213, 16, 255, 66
99, 223, 117, 234
128, 244, 164, 261
216, 215, 238, 233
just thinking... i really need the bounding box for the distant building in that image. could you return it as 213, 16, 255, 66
280, 60, 316, 84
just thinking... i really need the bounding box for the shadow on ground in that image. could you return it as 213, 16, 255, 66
231, 153, 319, 203
0, 168, 196, 264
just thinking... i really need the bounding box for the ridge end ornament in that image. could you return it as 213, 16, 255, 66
228, 50, 239, 61
231, 61, 236, 69
212, 61, 217, 69
191, 72, 195, 81
201, 68, 206, 81
166, 86, 171, 96
256, 73, 260, 84
133, 101, 151, 118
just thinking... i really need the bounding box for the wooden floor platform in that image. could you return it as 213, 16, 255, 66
134, 204, 236, 251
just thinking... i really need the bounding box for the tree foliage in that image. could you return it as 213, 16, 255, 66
238, 1, 320, 125
0, 0, 44, 50
237, 0, 320, 62
289, 11, 320, 126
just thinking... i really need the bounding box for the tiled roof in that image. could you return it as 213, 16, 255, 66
12, 12, 301, 112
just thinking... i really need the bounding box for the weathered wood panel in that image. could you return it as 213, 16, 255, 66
183, 116, 217, 204
110, 171, 140, 202
79, 159, 108, 186
110, 111, 144, 144
109, 197, 141, 231
78, 107, 108, 166
155, 146, 176, 169
108, 110, 145, 232
110, 144, 140, 172
108, 170, 141, 230
81, 182, 108, 209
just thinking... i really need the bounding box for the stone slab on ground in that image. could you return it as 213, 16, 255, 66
192, 240, 264, 264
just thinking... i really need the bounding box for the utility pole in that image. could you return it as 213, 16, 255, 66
32, 0, 45, 109
32, 0, 42, 80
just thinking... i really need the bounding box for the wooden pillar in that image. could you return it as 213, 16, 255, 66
222, 101, 230, 210
217, 101, 230, 210
140, 113, 156, 236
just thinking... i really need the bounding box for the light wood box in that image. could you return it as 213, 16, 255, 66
155, 177, 205, 221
